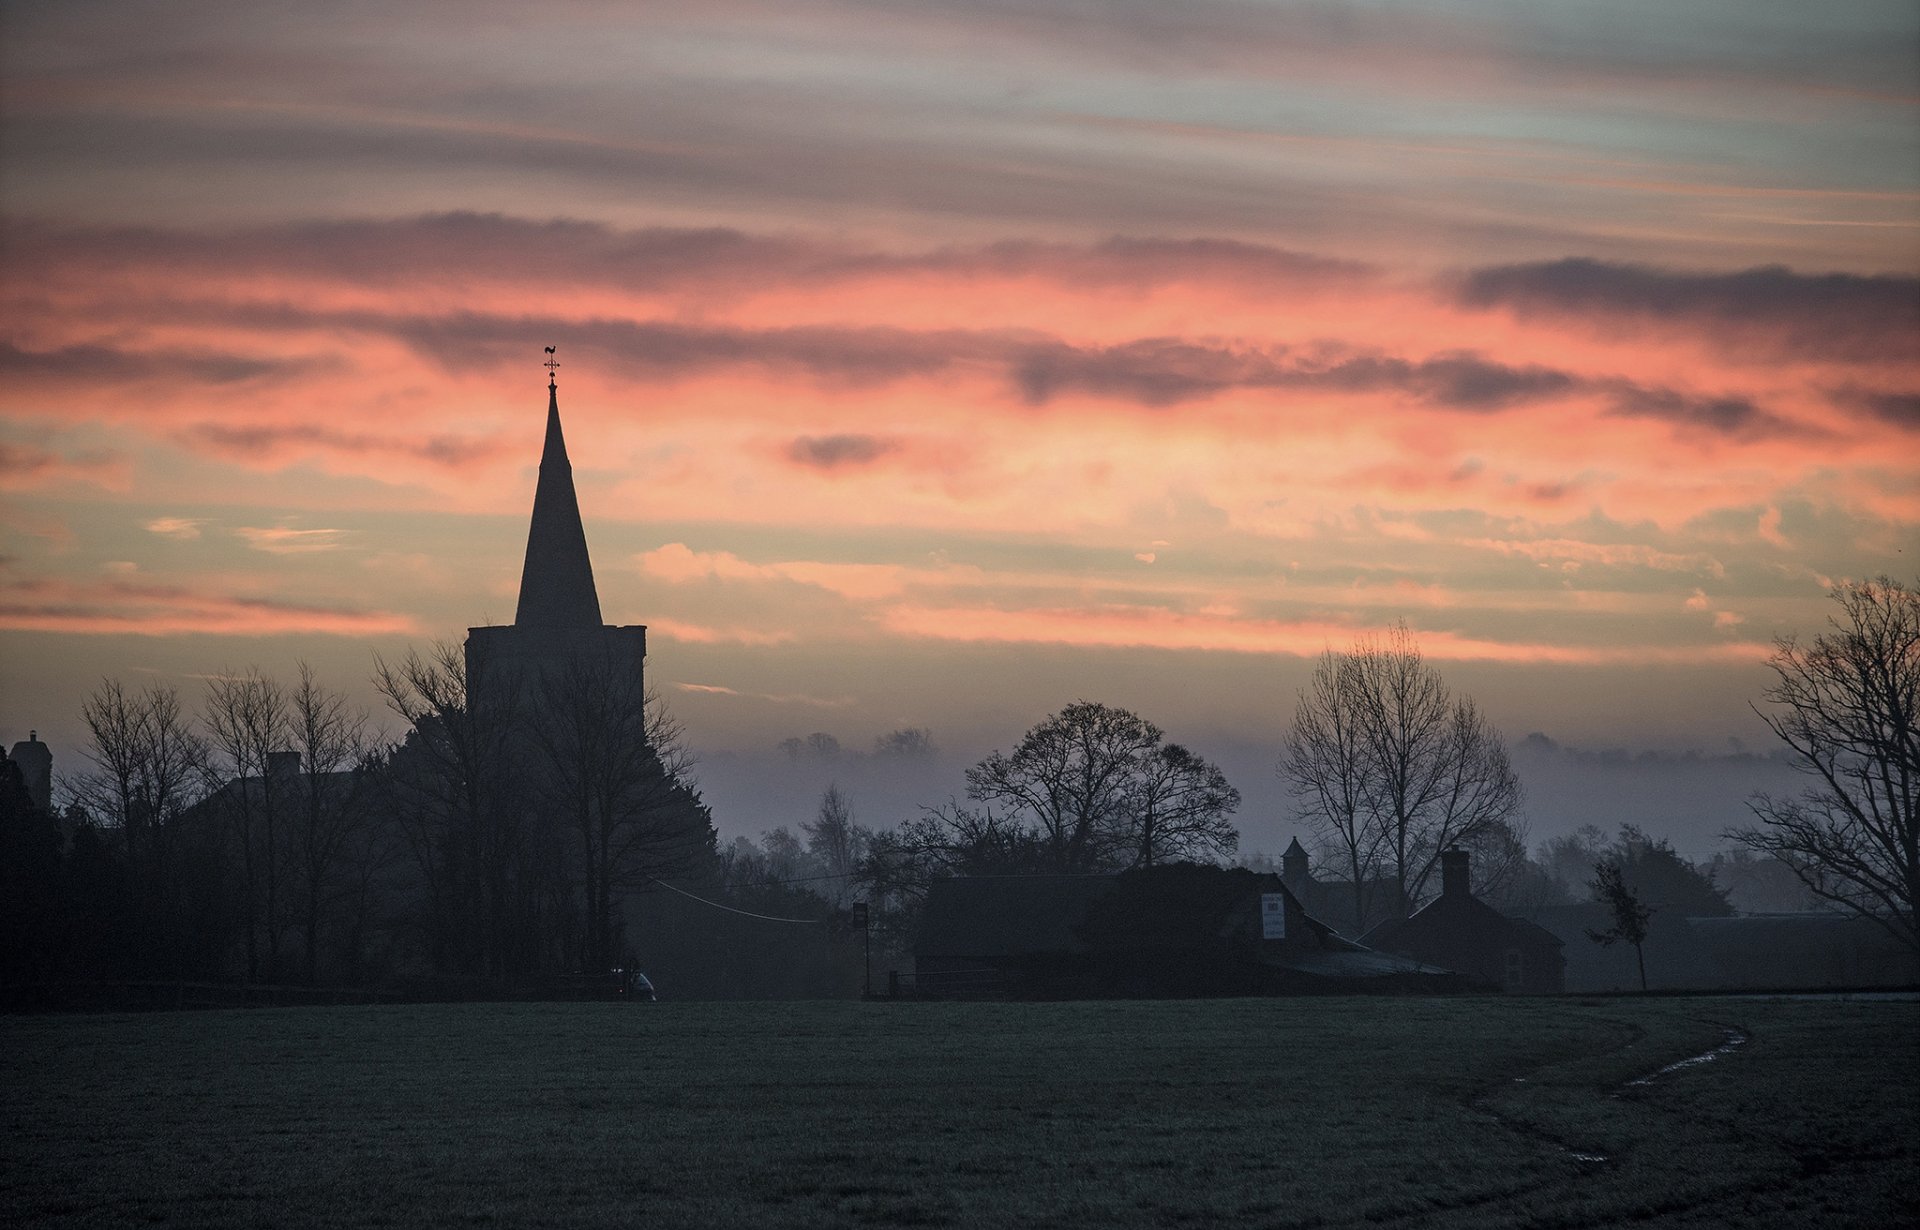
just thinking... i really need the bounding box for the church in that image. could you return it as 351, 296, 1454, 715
464, 358, 647, 703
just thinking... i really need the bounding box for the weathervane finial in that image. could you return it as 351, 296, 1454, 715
543, 345, 559, 388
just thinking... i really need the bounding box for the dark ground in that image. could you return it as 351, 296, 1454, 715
3, 996, 1915, 1227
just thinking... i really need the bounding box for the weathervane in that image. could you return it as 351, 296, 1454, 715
543, 345, 559, 387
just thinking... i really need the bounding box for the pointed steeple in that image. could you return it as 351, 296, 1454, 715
513, 371, 603, 628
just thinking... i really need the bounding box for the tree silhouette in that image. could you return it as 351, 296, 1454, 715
1729, 576, 1919, 959
73, 679, 208, 974
966, 700, 1239, 874
286, 662, 378, 984
1587, 861, 1654, 991
529, 657, 715, 971
1280, 625, 1522, 921
374, 642, 526, 976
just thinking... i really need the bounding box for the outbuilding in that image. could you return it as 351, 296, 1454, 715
913, 862, 1460, 998
1360, 847, 1565, 993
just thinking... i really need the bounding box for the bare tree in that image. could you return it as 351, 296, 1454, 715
1459, 815, 1534, 910
964, 701, 1238, 873
286, 662, 376, 983
374, 642, 524, 976
1416, 696, 1525, 901
1130, 743, 1241, 867
529, 657, 715, 972
1279, 624, 1523, 920
203, 668, 290, 980
804, 784, 868, 905
1282, 650, 1386, 931
1729, 577, 1919, 958
75, 680, 205, 858
1350, 626, 1452, 917
72, 680, 207, 970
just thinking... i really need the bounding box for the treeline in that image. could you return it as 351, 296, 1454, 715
711, 701, 1244, 971
0, 645, 750, 992
7, 624, 1837, 1000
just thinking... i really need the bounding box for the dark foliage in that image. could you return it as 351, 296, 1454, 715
1587, 861, 1654, 991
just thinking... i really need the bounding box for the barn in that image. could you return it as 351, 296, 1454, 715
912, 862, 1460, 998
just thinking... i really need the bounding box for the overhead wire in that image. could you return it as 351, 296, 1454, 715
646, 876, 825, 924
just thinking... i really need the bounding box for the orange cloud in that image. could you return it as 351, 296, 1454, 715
879, 603, 1773, 666
234, 526, 349, 554
645, 617, 796, 647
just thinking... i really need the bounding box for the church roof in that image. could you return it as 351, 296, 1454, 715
514, 377, 604, 629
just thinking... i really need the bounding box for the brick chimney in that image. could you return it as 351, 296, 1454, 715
1441, 845, 1470, 899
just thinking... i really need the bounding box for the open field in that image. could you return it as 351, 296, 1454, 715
3, 996, 1915, 1228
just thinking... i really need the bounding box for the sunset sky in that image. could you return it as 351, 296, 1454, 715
3, 1, 1915, 853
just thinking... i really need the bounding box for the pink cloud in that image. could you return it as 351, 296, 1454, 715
0, 576, 416, 637
880, 603, 1773, 666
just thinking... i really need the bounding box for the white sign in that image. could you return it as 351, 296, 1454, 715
1261, 893, 1287, 940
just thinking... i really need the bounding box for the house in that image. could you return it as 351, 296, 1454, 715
1277, 835, 1403, 938
1360, 847, 1565, 993
912, 862, 1460, 998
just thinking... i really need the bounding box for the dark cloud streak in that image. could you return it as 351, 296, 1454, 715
1458, 258, 1920, 361
786, 435, 899, 470
2, 214, 1371, 297
0, 340, 334, 385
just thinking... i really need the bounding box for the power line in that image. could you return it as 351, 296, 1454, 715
646, 877, 823, 924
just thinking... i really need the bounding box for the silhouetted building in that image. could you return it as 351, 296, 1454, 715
1274, 834, 1401, 938
1361, 847, 1565, 993
1532, 905, 1916, 992
913, 863, 1458, 998
7, 731, 51, 812
465, 371, 646, 702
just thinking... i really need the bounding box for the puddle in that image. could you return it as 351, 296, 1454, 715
1623, 1027, 1750, 1088
1476, 1023, 1748, 1176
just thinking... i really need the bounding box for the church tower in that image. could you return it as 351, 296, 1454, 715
465, 357, 645, 700
513, 373, 603, 629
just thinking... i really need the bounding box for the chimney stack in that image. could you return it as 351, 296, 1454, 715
1441, 846, 1470, 898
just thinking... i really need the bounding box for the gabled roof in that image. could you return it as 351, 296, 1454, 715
914, 865, 1454, 984
1362, 889, 1564, 953
514, 379, 604, 629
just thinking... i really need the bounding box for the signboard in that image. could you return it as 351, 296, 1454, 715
850, 903, 869, 929
1260, 893, 1287, 940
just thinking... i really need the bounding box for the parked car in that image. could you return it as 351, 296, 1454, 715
613, 969, 656, 1002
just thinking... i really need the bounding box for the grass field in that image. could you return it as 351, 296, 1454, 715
3, 996, 1915, 1228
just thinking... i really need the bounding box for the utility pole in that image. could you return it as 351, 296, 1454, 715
852, 902, 870, 998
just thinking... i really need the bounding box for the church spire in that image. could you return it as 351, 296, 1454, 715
513, 355, 603, 628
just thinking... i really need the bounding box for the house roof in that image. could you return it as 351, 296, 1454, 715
914, 874, 1120, 958
1362, 890, 1564, 953
914, 866, 1464, 988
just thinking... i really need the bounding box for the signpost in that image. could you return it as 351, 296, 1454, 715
1260, 893, 1287, 940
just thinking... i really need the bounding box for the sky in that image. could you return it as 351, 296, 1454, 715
2, 1, 1915, 857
